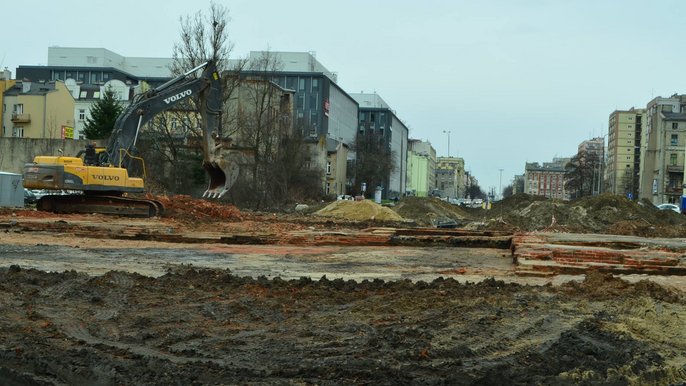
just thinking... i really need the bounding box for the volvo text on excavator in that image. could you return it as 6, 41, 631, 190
23, 60, 238, 217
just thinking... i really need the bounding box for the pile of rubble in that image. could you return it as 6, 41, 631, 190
153, 195, 244, 222
483, 193, 686, 236
392, 197, 472, 227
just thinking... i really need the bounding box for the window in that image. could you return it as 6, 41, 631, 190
297, 95, 304, 109
673, 122, 679, 130
171, 118, 178, 130
93, 91, 100, 99
78, 73, 85, 82
311, 78, 319, 92
670, 153, 678, 166
90, 73, 98, 84
298, 78, 305, 91
671, 134, 678, 146
13, 104, 23, 114
12, 127, 24, 138
79, 91, 87, 99
326, 161, 332, 175
78, 109, 85, 120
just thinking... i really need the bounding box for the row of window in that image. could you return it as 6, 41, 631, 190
52, 70, 112, 84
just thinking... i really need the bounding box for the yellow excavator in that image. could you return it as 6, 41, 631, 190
23, 60, 238, 217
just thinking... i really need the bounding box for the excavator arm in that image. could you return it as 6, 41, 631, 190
103, 60, 235, 198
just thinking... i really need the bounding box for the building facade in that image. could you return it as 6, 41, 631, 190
407, 139, 436, 197
16, 47, 173, 88
2, 80, 75, 139
351, 92, 408, 198
436, 156, 465, 199
1, 70, 17, 138
524, 158, 570, 199
638, 94, 686, 205
241, 52, 359, 196
606, 108, 644, 198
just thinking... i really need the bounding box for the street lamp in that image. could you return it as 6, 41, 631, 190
443, 130, 451, 157
499, 168, 503, 200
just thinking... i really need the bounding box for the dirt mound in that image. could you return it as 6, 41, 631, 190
392, 196, 472, 227
314, 199, 406, 222
153, 195, 243, 222
484, 193, 686, 235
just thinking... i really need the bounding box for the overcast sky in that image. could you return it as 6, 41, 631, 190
4, 0, 686, 193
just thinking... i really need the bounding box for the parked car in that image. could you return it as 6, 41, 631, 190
24, 189, 37, 205
657, 203, 681, 213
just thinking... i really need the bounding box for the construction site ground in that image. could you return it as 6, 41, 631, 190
1, 194, 686, 385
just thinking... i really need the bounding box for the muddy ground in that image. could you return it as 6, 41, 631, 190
1, 195, 686, 385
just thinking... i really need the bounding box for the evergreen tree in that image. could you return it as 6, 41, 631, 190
83, 87, 124, 139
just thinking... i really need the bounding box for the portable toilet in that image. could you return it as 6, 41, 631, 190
0, 171, 24, 207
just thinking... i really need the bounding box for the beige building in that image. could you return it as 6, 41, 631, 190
324, 139, 349, 196
0, 70, 17, 138
606, 108, 645, 198
436, 156, 465, 199
2, 80, 75, 139
638, 94, 686, 205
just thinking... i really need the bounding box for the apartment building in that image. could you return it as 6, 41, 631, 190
638, 94, 686, 205
436, 157, 466, 199
524, 158, 570, 200
1, 69, 17, 138
606, 108, 644, 198
350, 92, 408, 198
2, 80, 75, 138
407, 139, 436, 197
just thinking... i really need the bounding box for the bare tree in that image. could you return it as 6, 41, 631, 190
564, 150, 600, 199
351, 129, 396, 197
139, 2, 244, 194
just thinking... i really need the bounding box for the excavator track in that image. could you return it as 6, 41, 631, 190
37, 195, 165, 218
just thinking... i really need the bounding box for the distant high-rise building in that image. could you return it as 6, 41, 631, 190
606, 108, 645, 198
638, 94, 686, 205
577, 137, 605, 196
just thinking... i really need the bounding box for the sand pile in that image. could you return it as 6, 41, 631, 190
314, 200, 406, 222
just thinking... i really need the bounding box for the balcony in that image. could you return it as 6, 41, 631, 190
11, 113, 30, 123
667, 165, 684, 173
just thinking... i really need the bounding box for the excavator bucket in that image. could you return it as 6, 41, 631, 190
202, 150, 246, 198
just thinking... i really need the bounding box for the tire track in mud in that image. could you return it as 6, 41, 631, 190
39, 307, 228, 366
